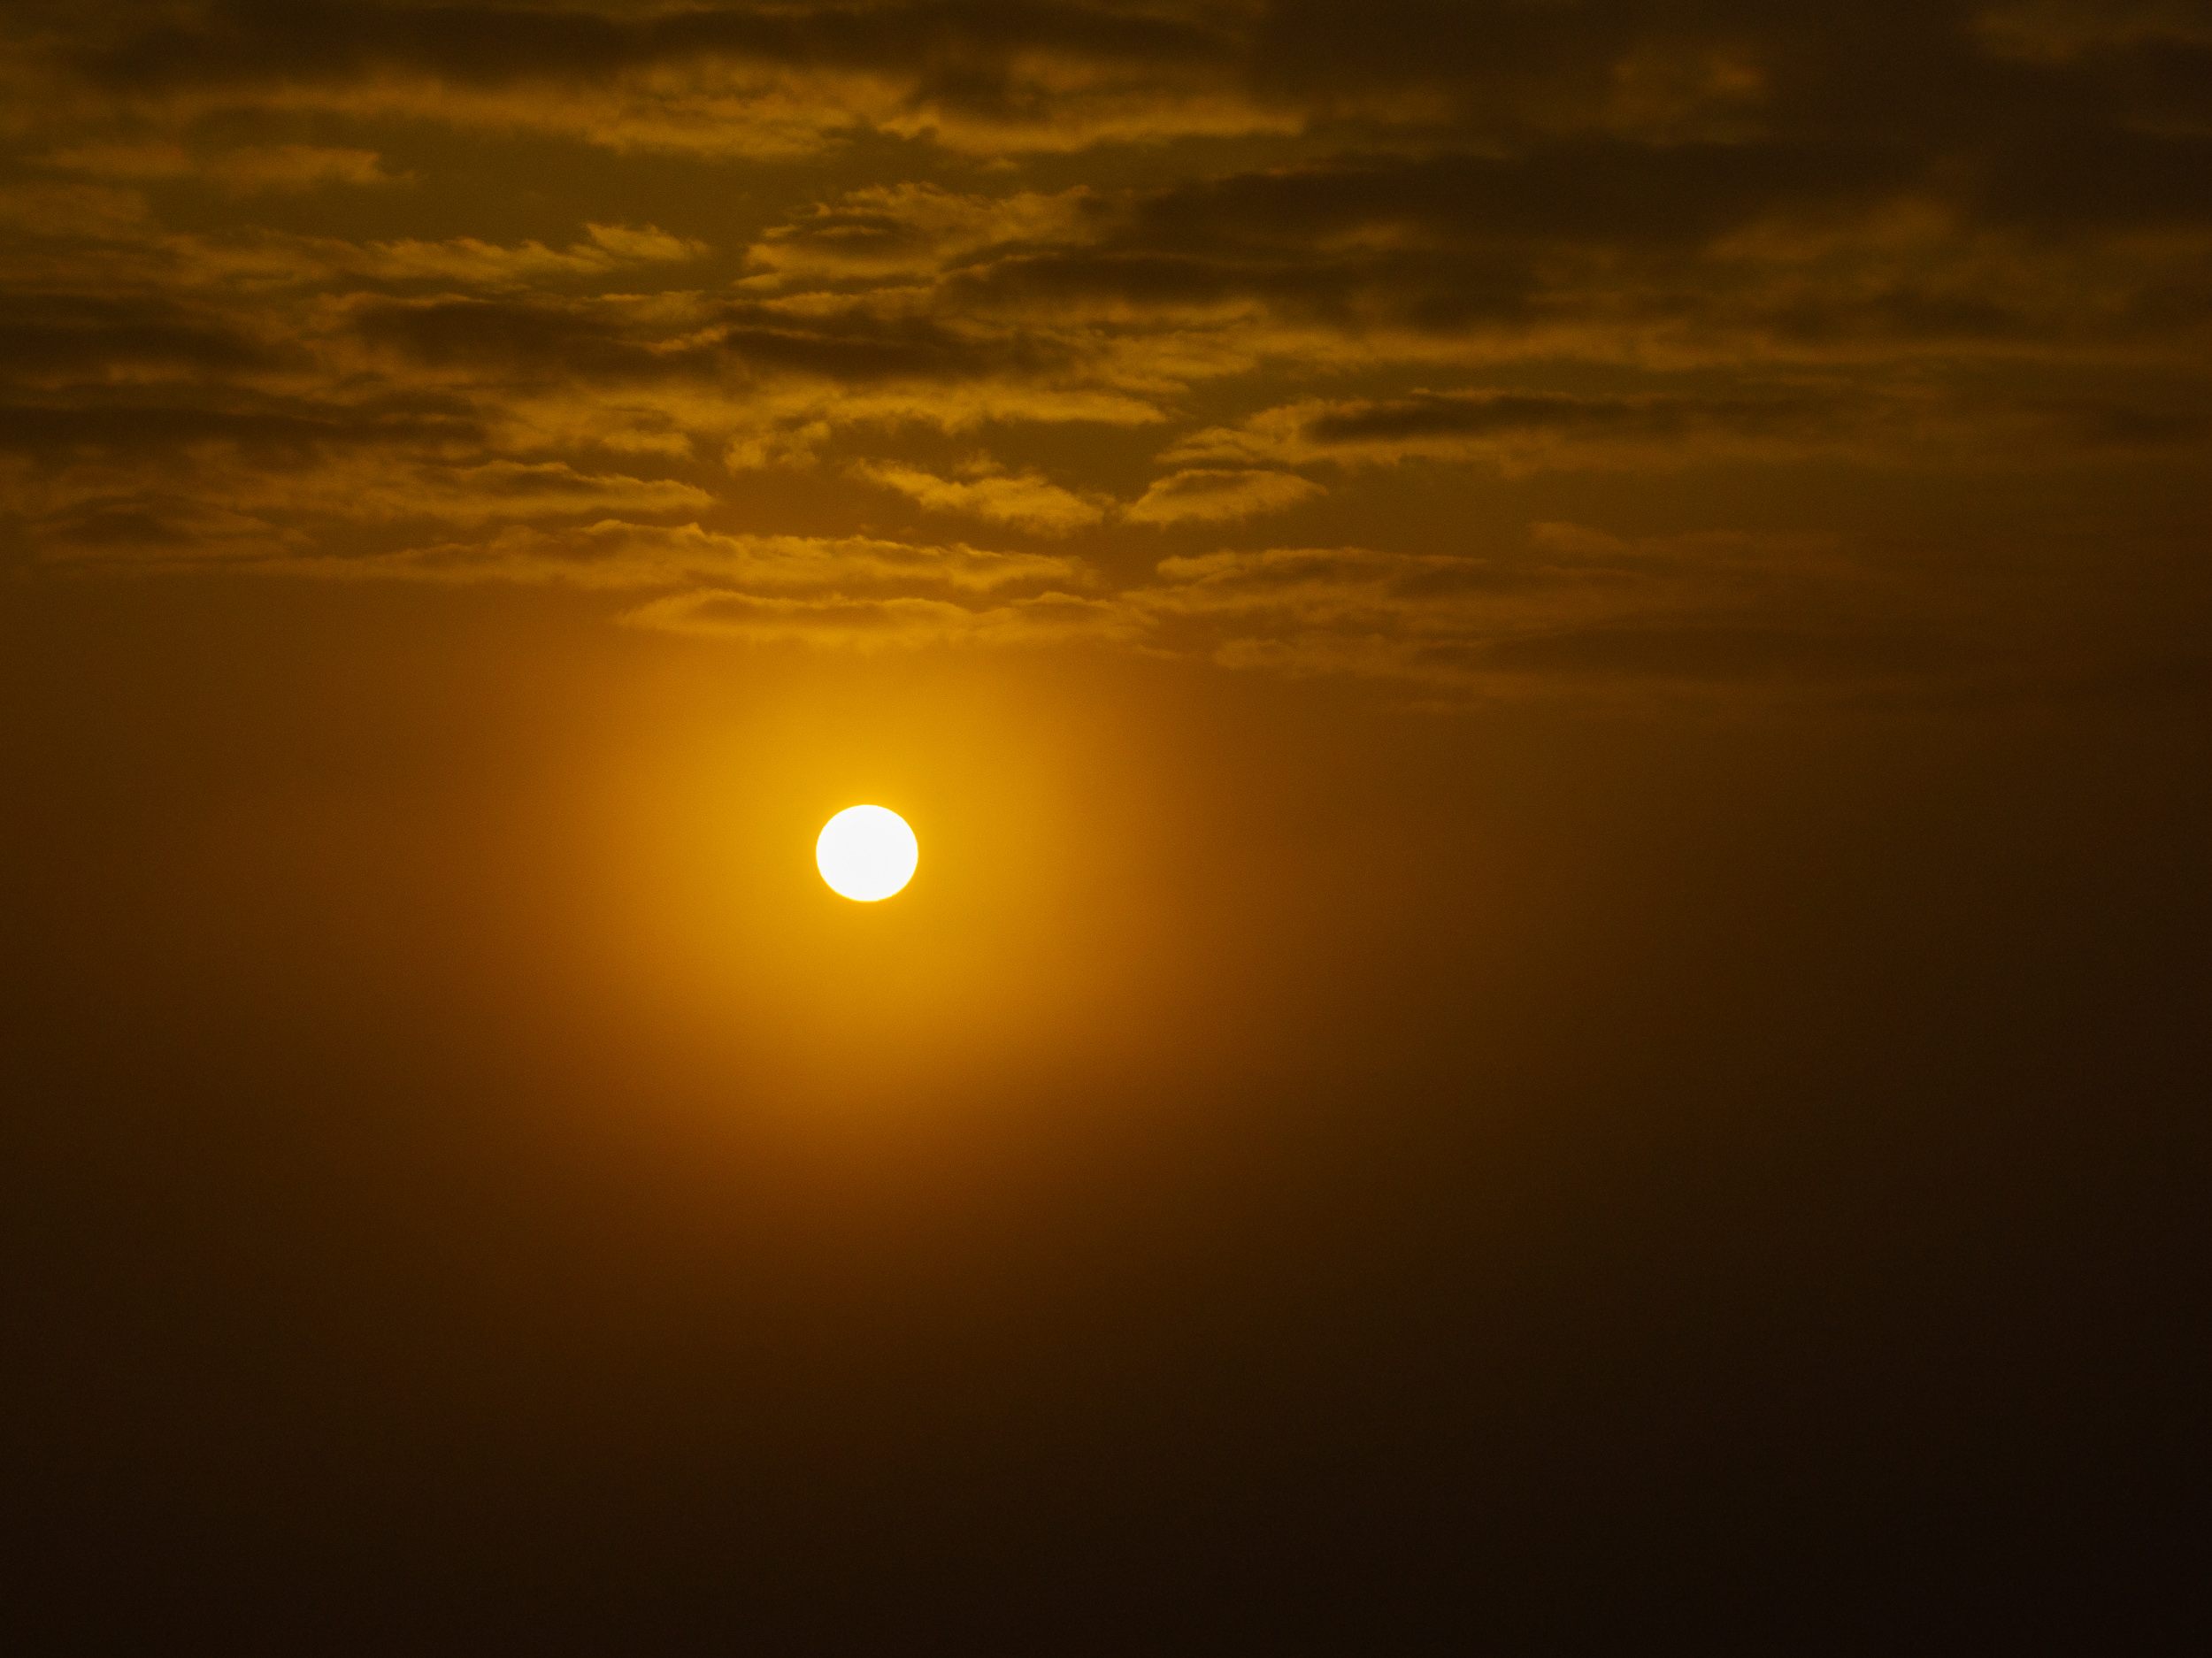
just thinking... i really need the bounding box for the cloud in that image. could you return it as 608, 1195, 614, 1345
350, 224, 707, 287
1165, 390, 1859, 474
0, 292, 292, 383
1123, 468, 1323, 525
618, 587, 1145, 649
849, 460, 1108, 532
327, 459, 712, 526
352, 290, 1059, 389
44, 1, 1290, 159
48, 141, 398, 193
1162, 381, 2212, 475
1139, 545, 1546, 631
25, 495, 308, 564
9, 454, 712, 565
742, 185, 1094, 285
272, 519, 1090, 595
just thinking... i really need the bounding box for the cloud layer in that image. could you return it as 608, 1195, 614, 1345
4, 0, 2207, 699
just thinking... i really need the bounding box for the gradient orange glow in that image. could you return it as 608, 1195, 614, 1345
2, 2, 2203, 1649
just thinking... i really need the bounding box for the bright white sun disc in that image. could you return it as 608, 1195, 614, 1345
816, 805, 918, 902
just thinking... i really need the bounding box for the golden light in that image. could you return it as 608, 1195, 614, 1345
816, 804, 918, 902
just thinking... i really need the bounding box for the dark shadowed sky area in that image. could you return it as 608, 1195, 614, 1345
3, 2, 2208, 1647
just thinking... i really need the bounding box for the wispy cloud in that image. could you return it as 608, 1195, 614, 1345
1123, 468, 1323, 525
849, 460, 1109, 533
619, 588, 1144, 649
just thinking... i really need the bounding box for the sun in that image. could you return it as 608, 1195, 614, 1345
816, 805, 918, 902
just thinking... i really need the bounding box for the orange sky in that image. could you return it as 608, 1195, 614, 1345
3, 3, 2207, 1647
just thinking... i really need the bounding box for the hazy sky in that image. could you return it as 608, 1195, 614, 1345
4, 3, 2207, 1648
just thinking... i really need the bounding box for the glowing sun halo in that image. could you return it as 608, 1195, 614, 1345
816, 805, 918, 902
